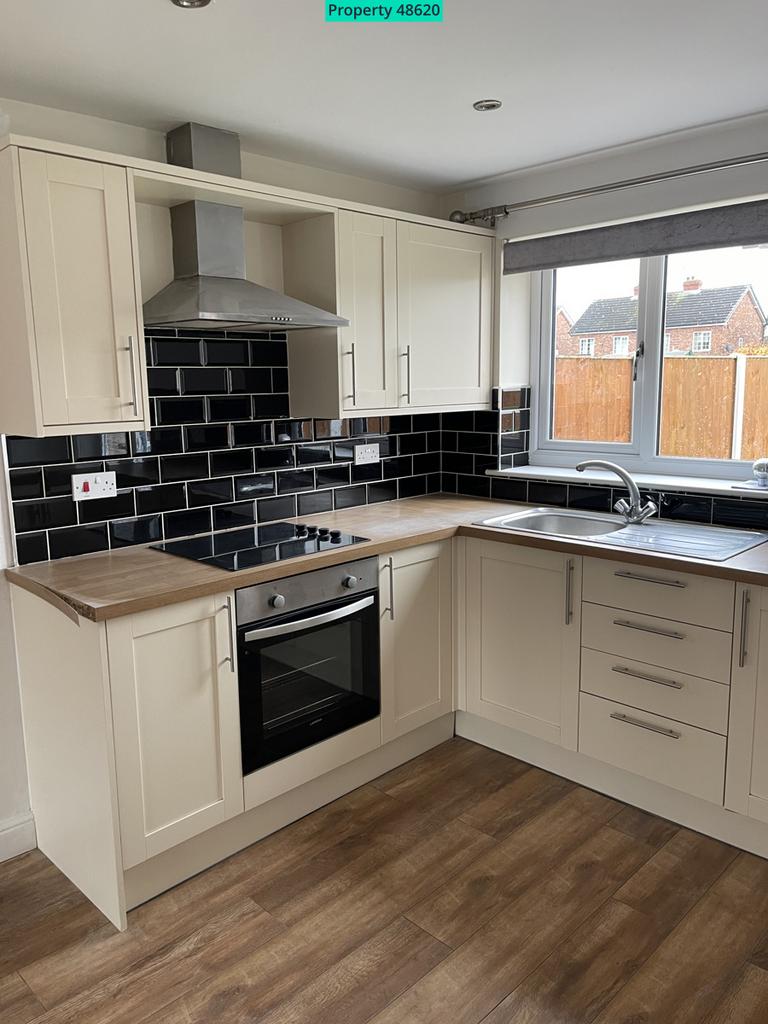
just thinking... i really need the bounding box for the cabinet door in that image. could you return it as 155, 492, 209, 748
338, 211, 399, 411
397, 223, 493, 408
465, 539, 581, 748
726, 585, 768, 821
19, 150, 144, 427
108, 594, 243, 868
380, 541, 453, 743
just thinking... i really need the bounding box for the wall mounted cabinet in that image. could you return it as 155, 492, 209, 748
0, 148, 149, 437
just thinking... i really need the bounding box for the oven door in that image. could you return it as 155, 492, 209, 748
238, 592, 380, 774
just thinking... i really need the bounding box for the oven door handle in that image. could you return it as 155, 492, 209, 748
243, 594, 375, 643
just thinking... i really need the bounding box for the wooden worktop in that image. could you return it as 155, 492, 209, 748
7, 495, 768, 622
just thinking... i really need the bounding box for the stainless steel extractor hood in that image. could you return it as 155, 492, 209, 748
143, 123, 348, 331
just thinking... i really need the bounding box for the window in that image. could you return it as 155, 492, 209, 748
534, 244, 768, 475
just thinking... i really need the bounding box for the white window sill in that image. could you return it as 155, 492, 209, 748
487, 464, 768, 499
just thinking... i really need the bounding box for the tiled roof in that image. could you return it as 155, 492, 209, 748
570, 285, 756, 335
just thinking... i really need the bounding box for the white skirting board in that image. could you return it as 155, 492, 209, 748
456, 711, 768, 860
0, 811, 36, 862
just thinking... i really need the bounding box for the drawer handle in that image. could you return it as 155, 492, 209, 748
610, 711, 681, 740
611, 665, 684, 690
612, 618, 686, 640
614, 569, 687, 589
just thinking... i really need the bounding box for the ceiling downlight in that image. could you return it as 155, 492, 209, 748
473, 99, 502, 112
170, 0, 213, 8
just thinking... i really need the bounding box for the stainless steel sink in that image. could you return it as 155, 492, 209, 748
476, 507, 767, 562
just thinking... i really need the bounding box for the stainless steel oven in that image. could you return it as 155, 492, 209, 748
236, 557, 380, 774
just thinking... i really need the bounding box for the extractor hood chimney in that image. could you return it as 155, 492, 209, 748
142, 123, 348, 331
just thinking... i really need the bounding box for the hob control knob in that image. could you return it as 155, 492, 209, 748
342, 575, 358, 590
269, 594, 286, 609
318, 527, 330, 538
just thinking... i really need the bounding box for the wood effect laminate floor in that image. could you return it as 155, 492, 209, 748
2, 737, 768, 1024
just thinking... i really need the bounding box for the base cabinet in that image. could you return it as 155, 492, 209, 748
464, 540, 581, 748
379, 541, 454, 743
107, 594, 243, 869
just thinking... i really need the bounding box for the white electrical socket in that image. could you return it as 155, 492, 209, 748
354, 443, 380, 466
72, 471, 117, 502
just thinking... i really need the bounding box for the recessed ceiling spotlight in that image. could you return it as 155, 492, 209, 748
473, 99, 502, 112
171, 0, 212, 8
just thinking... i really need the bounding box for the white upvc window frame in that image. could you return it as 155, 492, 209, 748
530, 258, 753, 481
579, 337, 596, 356
613, 335, 630, 356
693, 330, 713, 352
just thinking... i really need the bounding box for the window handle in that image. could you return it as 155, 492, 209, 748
632, 338, 645, 382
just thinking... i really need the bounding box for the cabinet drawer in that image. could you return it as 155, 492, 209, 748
581, 602, 733, 684
583, 558, 735, 631
580, 648, 729, 735
579, 693, 726, 804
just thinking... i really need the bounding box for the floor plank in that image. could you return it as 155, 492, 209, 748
0, 972, 45, 1024
701, 963, 768, 1024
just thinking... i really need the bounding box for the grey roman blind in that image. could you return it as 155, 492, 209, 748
503, 199, 768, 274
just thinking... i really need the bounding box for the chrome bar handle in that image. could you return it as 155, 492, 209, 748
614, 569, 686, 589
611, 665, 684, 690
739, 589, 751, 669
564, 558, 574, 625
612, 618, 686, 640
221, 596, 236, 672
124, 335, 139, 416
343, 343, 357, 405
244, 595, 374, 643
388, 556, 395, 621
401, 346, 411, 402
610, 711, 681, 740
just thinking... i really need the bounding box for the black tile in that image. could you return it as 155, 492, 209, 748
211, 449, 254, 477
234, 473, 276, 500
412, 413, 441, 432
250, 340, 288, 366
495, 387, 530, 411
160, 453, 210, 482
441, 472, 457, 494
226, 330, 270, 341
398, 476, 427, 499
156, 398, 206, 425
144, 327, 177, 339
441, 431, 457, 452
297, 491, 334, 516
178, 328, 228, 339
314, 419, 349, 440
334, 486, 367, 510
426, 473, 442, 493
180, 368, 228, 395
529, 482, 568, 507
442, 452, 475, 475
208, 396, 252, 422
15, 532, 49, 565
163, 507, 211, 539
386, 416, 413, 434
456, 475, 491, 498
78, 490, 135, 525
512, 452, 530, 468
274, 420, 313, 444
414, 452, 440, 475
383, 456, 413, 479
333, 441, 355, 462
184, 424, 229, 452
474, 412, 501, 432
442, 412, 475, 431
315, 464, 351, 489
367, 480, 398, 503
491, 477, 528, 502
187, 479, 234, 507
397, 433, 428, 456
6, 435, 71, 468
153, 339, 202, 366
457, 432, 493, 454
147, 367, 180, 397
272, 367, 289, 392
49, 524, 109, 559
131, 427, 184, 456
105, 458, 160, 489
9, 468, 44, 501
257, 495, 296, 522
135, 483, 187, 515
475, 455, 498, 475
348, 417, 383, 437
352, 462, 382, 483
500, 431, 528, 456
232, 421, 273, 447
109, 515, 162, 549
660, 493, 713, 524
213, 502, 258, 531
297, 444, 334, 465
277, 469, 316, 494
205, 339, 249, 366
228, 367, 272, 394
568, 485, 613, 513
254, 446, 295, 471
513, 410, 531, 432
73, 433, 129, 461
712, 498, 768, 531
253, 394, 290, 419
14, 496, 76, 533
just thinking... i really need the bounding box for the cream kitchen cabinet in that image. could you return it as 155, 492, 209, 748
464, 539, 581, 749
0, 147, 148, 436
107, 593, 243, 869
379, 541, 454, 743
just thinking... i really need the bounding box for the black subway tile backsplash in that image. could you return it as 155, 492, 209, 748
78, 491, 135, 525
213, 502, 258, 531
73, 433, 130, 461
156, 397, 207, 425
184, 424, 229, 452
367, 480, 398, 503
153, 339, 203, 365
187, 478, 234, 508
160, 453, 210, 482
180, 367, 228, 395
147, 368, 180, 396
297, 491, 334, 516
257, 494, 296, 522
48, 524, 109, 559
105, 458, 159, 489
16, 532, 49, 565
254, 446, 295, 471
234, 473, 276, 501
10, 468, 44, 501
14, 496, 77, 533
208, 396, 252, 422
163, 507, 212, 539
277, 469, 316, 494
210, 449, 254, 478
135, 483, 187, 516
334, 485, 367, 510
109, 515, 163, 549
228, 367, 272, 394
6, 436, 71, 468
131, 427, 184, 456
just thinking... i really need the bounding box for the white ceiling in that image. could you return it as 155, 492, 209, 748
1, 0, 767, 191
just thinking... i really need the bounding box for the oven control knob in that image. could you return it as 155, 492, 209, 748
269, 594, 286, 609
342, 575, 358, 590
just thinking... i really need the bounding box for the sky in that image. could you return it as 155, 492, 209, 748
555, 246, 768, 322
